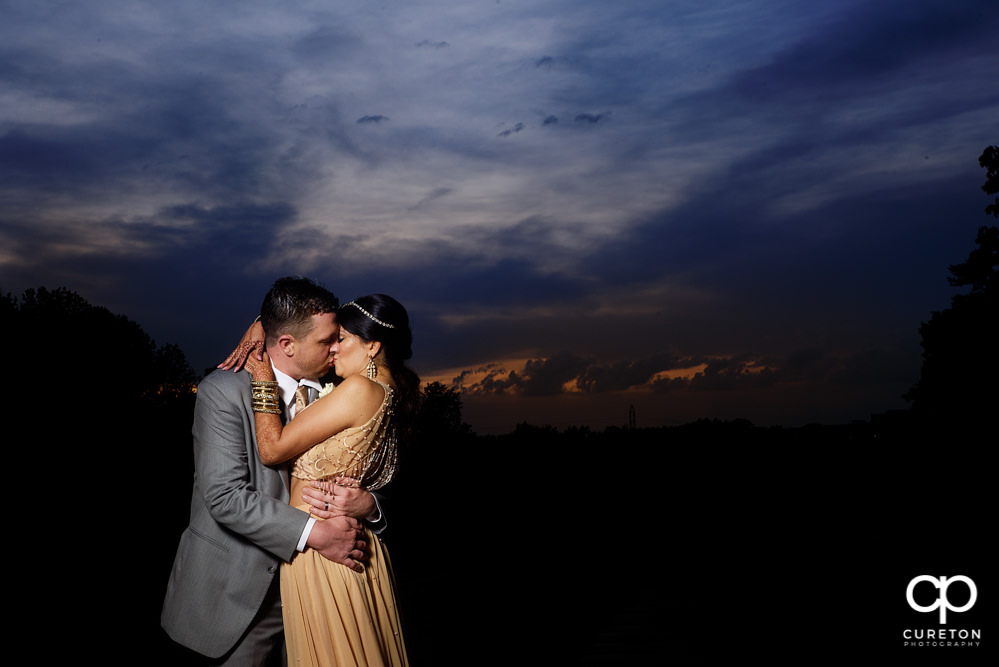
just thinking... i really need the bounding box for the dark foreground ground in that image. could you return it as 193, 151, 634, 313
30, 419, 993, 666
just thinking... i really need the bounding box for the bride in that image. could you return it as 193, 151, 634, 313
243, 294, 419, 667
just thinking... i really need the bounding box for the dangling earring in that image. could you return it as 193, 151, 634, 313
366, 357, 378, 379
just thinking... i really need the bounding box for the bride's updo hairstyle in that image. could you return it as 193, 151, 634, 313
338, 294, 420, 440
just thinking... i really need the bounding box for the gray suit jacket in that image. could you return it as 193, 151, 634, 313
161, 369, 310, 658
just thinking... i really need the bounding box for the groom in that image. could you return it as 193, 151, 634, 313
162, 277, 380, 664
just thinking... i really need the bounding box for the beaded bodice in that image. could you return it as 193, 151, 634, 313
289, 380, 398, 491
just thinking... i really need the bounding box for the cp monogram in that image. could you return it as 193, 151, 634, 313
906, 575, 977, 624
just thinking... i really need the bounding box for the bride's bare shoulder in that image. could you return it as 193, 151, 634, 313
327, 375, 384, 403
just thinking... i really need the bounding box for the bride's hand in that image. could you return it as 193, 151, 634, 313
218, 320, 265, 371
303, 478, 375, 521
303, 481, 346, 519
244, 348, 273, 381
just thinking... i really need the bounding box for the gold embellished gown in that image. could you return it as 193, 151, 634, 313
281, 381, 409, 667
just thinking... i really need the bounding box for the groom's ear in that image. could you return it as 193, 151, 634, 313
276, 333, 296, 357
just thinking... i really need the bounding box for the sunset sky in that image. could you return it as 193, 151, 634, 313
2, 0, 997, 433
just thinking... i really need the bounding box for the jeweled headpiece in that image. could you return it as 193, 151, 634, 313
342, 301, 395, 328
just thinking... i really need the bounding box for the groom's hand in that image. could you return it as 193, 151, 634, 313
306, 516, 367, 572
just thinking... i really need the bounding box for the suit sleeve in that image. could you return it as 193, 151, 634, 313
193, 373, 310, 562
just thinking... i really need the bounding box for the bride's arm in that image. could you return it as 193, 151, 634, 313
245, 355, 377, 465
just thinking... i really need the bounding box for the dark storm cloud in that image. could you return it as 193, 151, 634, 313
497, 122, 525, 137
391, 253, 582, 309
408, 187, 454, 211
1, 61, 319, 212
3, 202, 297, 309
728, 0, 996, 98
594, 166, 985, 298
457, 352, 698, 396
161, 202, 299, 250
0, 196, 300, 373
458, 344, 913, 399
668, 0, 999, 139
292, 24, 365, 63
0, 3, 367, 358
577, 352, 701, 393
0, 3, 379, 217
358, 115, 390, 124
462, 351, 595, 396
3, 201, 294, 265
571, 8, 998, 300
685, 357, 776, 393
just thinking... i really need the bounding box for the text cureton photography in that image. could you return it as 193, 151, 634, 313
903, 628, 981, 648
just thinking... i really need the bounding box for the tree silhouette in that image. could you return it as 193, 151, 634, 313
2, 286, 196, 406
905, 146, 999, 433
416, 381, 472, 436
981, 144, 999, 218
0, 286, 199, 659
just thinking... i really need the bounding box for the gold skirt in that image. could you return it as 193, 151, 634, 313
281, 501, 408, 666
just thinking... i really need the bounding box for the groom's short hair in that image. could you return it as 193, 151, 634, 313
259, 276, 339, 346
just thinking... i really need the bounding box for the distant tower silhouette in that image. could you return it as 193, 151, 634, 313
628, 404, 636, 429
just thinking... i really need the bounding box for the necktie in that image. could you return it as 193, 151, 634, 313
293, 385, 311, 418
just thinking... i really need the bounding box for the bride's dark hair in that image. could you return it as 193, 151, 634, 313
337, 294, 420, 442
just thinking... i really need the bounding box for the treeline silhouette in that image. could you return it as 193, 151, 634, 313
1, 287, 200, 662
2, 146, 993, 665
904, 145, 998, 439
